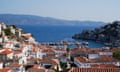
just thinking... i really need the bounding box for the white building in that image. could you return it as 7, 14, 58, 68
7, 63, 25, 72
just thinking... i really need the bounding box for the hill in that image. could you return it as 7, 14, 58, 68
72, 21, 120, 47
0, 14, 105, 26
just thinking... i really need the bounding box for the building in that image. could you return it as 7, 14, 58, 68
7, 63, 25, 72
68, 67, 120, 72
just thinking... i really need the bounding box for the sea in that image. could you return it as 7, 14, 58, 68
17, 25, 104, 48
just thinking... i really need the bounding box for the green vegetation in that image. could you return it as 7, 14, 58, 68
113, 51, 120, 60
4, 26, 19, 40
12, 25, 17, 29
4, 27, 11, 36
66, 48, 70, 53
60, 62, 67, 70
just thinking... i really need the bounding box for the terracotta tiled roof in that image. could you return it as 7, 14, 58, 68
40, 59, 58, 65
75, 56, 120, 63
27, 58, 41, 61
55, 48, 66, 51
0, 68, 11, 72
27, 65, 45, 72
8, 63, 22, 67
13, 51, 22, 54
99, 55, 119, 62
91, 64, 119, 68
75, 56, 86, 63
42, 48, 54, 53
0, 48, 12, 55
68, 67, 120, 72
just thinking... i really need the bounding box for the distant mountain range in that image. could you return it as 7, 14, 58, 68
0, 14, 105, 26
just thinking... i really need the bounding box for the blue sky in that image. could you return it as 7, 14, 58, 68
0, 0, 120, 22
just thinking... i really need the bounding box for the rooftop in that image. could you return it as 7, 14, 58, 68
68, 67, 120, 72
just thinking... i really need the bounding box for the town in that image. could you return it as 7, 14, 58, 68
0, 22, 120, 72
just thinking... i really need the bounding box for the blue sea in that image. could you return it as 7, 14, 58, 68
17, 25, 104, 48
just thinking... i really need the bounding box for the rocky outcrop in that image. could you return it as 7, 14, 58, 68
72, 21, 120, 47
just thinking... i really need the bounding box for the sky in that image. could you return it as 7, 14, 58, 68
0, 0, 120, 22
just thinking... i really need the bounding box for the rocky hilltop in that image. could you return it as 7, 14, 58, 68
72, 21, 120, 47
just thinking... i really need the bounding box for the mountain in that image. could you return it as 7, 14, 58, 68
0, 14, 105, 26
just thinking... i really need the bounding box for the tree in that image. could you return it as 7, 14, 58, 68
113, 51, 120, 60
60, 62, 67, 70
4, 27, 11, 36
12, 25, 17, 29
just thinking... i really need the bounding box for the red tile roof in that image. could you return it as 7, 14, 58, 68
75, 56, 120, 63
75, 56, 86, 63
27, 58, 41, 61
13, 51, 22, 54
0, 48, 12, 55
68, 67, 120, 72
0, 68, 11, 72
42, 48, 54, 53
27, 65, 45, 72
8, 63, 22, 67
91, 64, 119, 68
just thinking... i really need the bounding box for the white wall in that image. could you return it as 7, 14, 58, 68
88, 54, 99, 59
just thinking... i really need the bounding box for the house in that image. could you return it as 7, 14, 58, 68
42, 48, 55, 59
27, 65, 46, 72
54, 48, 66, 57
0, 22, 2, 35
0, 62, 3, 69
68, 67, 120, 72
15, 29, 22, 37
3, 42, 14, 49
0, 37, 2, 43
10, 26, 15, 34
74, 56, 120, 68
7, 48, 27, 64
22, 33, 35, 42
0, 22, 6, 35
58, 54, 67, 63
27, 58, 41, 65
40, 59, 59, 69
18, 46, 29, 57
28, 47, 41, 58
2, 36, 9, 42
87, 53, 99, 59
13, 51, 23, 58
99, 51, 113, 56
0, 68, 11, 72
7, 63, 25, 72
91, 63, 119, 68
0, 48, 13, 63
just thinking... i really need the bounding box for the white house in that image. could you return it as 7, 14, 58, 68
10, 27, 15, 34
0, 48, 13, 62
15, 29, 22, 37
87, 53, 99, 59
2, 36, 9, 42
3, 42, 14, 49
28, 47, 40, 58
7, 63, 25, 72
0, 62, 3, 69
54, 48, 66, 57
99, 52, 113, 56
27, 58, 41, 65
74, 56, 120, 68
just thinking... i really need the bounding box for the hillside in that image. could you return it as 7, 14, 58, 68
72, 21, 120, 47
0, 14, 105, 26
